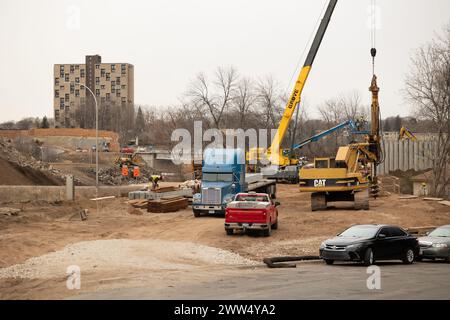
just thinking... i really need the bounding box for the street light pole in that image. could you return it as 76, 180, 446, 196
79, 83, 99, 198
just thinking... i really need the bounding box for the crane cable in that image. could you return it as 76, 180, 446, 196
370, 0, 377, 75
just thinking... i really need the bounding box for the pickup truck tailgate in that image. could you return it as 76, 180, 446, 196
225, 208, 267, 223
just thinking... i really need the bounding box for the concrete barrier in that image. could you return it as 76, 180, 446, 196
0, 184, 148, 203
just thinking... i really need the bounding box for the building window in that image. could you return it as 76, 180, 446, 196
75, 65, 79, 70
101, 85, 105, 89
116, 77, 120, 85
121, 65, 126, 75
60, 98, 65, 108
75, 89, 80, 97
106, 73, 110, 81
111, 81, 115, 93
60, 85, 64, 90
96, 89, 100, 96
80, 69, 85, 77
55, 90, 59, 98
70, 83, 74, 94
121, 85, 126, 89
60, 65, 64, 77
55, 78, 59, 86
70, 65, 74, 73
95, 64, 100, 69
116, 90, 121, 97
64, 74, 69, 82
121, 97, 126, 104
106, 93, 110, 101
95, 77, 100, 85
65, 93, 69, 102
111, 64, 116, 72
101, 69, 105, 77
75, 77, 79, 83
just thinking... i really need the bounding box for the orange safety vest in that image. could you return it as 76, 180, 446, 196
133, 166, 140, 177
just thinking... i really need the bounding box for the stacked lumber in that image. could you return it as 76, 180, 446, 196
128, 199, 148, 209
153, 186, 177, 193
147, 196, 188, 213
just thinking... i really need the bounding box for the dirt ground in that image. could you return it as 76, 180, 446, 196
0, 184, 449, 299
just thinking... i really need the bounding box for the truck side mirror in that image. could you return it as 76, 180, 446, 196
275, 201, 280, 207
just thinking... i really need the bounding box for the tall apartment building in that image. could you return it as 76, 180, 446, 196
53, 55, 134, 128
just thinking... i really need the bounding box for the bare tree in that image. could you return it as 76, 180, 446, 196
233, 77, 257, 129
256, 75, 283, 128
405, 23, 450, 197
186, 66, 238, 129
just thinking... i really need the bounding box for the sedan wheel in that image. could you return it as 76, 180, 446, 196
363, 248, 374, 266
402, 248, 415, 264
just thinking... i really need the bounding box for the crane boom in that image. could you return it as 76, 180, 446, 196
269, 0, 338, 163
291, 119, 357, 151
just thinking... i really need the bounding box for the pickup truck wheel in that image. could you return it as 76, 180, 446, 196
263, 223, 272, 237
226, 229, 233, 236
272, 218, 278, 230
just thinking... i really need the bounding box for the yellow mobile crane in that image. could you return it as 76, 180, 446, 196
247, 0, 338, 168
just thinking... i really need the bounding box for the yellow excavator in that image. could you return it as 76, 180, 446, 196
247, 0, 338, 169
399, 126, 417, 141
299, 58, 383, 210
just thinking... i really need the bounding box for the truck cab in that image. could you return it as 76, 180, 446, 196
192, 148, 246, 217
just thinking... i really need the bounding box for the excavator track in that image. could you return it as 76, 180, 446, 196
311, 192, 327, 211
354, 189, 370, 210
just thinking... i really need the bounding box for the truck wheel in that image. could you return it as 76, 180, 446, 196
263, 223, 272, 237
193, 210, 201, 217
363, 248, 374, 266
226, 229, 233, 236
272, 217, 278, 230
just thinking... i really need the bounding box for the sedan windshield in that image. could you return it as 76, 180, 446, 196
428, 227, 450, 237
338, 225, 378, 238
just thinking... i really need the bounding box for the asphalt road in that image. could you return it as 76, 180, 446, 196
72, 261, 450, 300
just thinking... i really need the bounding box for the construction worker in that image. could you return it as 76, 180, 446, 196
150, 174, 162, 191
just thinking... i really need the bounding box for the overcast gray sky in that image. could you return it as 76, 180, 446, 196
1, 0, 449, 123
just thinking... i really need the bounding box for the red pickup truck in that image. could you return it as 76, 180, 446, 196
224, 192, 279, 236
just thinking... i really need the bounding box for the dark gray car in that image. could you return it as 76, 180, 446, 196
418, 225, 450, 262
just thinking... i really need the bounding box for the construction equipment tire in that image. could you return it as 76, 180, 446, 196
311, 193, 327, 211
354, 189, 370, 210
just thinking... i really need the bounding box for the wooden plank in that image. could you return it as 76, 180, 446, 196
90, 196, 116, 201
438, 200, 450, 207
398, 195, 418, 199
423, 197, 444, 201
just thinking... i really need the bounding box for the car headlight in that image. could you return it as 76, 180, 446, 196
346, 243, 363, 250
193, 193, 201, 203
320, 242, 326, 249
432, 243, 448, 248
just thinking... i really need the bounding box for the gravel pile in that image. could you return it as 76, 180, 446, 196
0, 239, 258, 280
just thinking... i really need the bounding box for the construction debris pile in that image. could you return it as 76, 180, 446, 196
92, 166, 156, 185
0, 138, 82, 185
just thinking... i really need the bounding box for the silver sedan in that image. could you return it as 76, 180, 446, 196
418, 225, 450, 262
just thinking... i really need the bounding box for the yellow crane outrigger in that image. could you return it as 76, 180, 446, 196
247, 0, 338, 167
